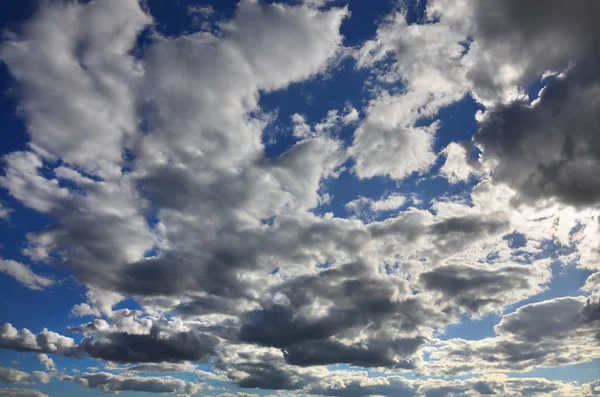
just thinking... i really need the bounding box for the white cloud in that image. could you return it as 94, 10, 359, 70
0, 388, 49, 397
349, 92, 439, 180
345, 193, 407, 218
0, 260, 54, 290
439, 142, 480, 184
0, 0, 152, 177
36, 354, 56, 372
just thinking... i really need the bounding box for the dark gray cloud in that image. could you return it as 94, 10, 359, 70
238, 262, 445, 367
468, 0, 600, 207
476, 63, 600, 206
471, 381, 495, 395
79, 328, 218, 363
2, 321, 218, 365
470, 0, 600, 93
66, 372, 185, 393
174, 295, 250, 317
419, 263, 549, 313
282, 337, 425, 368
231, 362, 305, 390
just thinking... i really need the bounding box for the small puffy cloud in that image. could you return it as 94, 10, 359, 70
439, 142, 480, 184
0, 203, 11, 221
346, 193, 407, 217
419, 262, 550, 314
292, 106, 359, 139
349, 92, 439, 180
36, 354, 56, 372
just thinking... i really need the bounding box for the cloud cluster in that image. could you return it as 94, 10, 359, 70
0, 0, 599, 395
429, 295, 600, 374
0, 368, 49, 385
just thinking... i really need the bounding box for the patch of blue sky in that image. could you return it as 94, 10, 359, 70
0, 275, 85, 334
145, 0, 237, 37
260, 56, 372, 156
425, 94, 483, 151
507, 262, 592, 314
440, 312, 501, 341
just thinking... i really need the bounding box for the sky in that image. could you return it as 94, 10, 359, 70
0, 0, 599, 396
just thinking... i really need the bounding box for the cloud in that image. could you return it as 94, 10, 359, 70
463, 0, 600, 102
475, 64, 600, 207
349, 92, 439, 180
584, 272, 600, 293
428, 295, 600, 374
0, 0, 348, 305
0, 368, 49, 386
0, 260, 54, 290
0, 203, 11, 221
238, 262, 445, 367
419, 262, 550, 314
1, 0, 600, 395
0, 389, 49, 397
65, 372, 185, 393
0, 0, 152, 177
439, 142, 480, 184
0, 368, 36, 385
123, 362, 197, 373
36, 354, 55, 372
345, 194, 407, 218
350, 4, 472, 181
0, 324, 75, 354
79, 329, 218, 363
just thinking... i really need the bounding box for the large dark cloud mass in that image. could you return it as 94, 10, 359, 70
471, 0, 600, 207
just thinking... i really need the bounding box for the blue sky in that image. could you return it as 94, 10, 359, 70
0, 0, 599, 396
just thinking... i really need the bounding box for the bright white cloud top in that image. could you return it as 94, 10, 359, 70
0, 0, 598, 396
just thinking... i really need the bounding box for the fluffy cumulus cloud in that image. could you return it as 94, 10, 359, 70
0, 368, 46, 385
0, 324, 75, 354
0, 0, 599, 396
